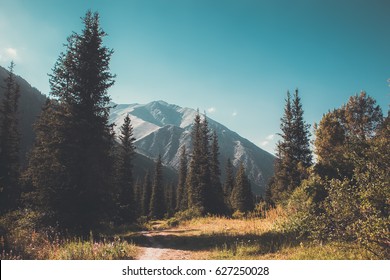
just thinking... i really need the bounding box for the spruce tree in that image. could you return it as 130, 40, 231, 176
26, 11, 115, 233
149, 155, 166, 219
141, 171, 152, 217
200, 116, 212, 213
186, 111, 205, 211
0, 62, 20, 213
209, 130, 226, 214
223, 158, 235, 209
165, 182, 176, 217
176, 146, 188, 211
230, 163, 254, 213
271, 89, 312, 202
133, 179, 142, 219
117, 114, 136, 223
291, 89, 312, 167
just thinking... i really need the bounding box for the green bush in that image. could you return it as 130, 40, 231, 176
174, 207, 203, 222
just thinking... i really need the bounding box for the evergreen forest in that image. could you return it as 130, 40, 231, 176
0, 11, 388, 260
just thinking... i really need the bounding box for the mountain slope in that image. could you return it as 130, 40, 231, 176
110, 100, 275, 195
0, 65, 47, 164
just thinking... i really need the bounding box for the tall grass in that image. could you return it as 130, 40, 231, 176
161, 206, 372, 260
0, 210, 138, 260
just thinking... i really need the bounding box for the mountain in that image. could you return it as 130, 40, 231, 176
0, 66, 177, 183
110, 100, 275, 195
0, 65, 47, 164
0, 66, 274, 193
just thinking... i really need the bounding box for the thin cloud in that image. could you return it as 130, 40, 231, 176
0, 47, 19, 62
207, 107, 216, 113
6, 48, 18, 58
260, 140, 269, 147
232, 111, 238, 117
266, 134, 275, 140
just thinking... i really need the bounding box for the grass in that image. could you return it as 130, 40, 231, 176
1, 231, 139, 260
47, 236, 138, 260
210, 241, 371, 260
1, 207, 374, 260
123, 206, 374, 260
0, 210, 139, 260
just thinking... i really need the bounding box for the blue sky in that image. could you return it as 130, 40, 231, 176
0, 0, 389, 154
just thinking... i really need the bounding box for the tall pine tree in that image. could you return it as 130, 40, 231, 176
291, 89, 312, 167
0, 62, 20, 213
117, 114, 136, 223
176, 145, 188, 211
26, 11, 115, 233
208, 130, 226, 214
141, 171, 152, 217
149, 155, 166, 219
186, 111, 205, 211
223, 158, 235, 210
270, 89, 312, 203
200, 116, 212, 213
230, 163, 254, 213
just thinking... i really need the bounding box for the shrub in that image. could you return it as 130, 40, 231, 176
232, 210, 245, 219
174, 207, 203, 222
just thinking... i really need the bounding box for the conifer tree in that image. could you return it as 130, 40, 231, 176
26, 11, 115, 233
141, 171, 152, 216
165, 182, 176, 217
270, 89, 312, 202
149, 155, 166, 219
208, 130, 226, 214
200, 116, 212, 212
291, 89, 312, 167
186, 111, 205, 211
223, 158, 235, 209
0, 62, 20, 213
176, 146, 188, 211
133, 179, 142, 218
230, 163, 254, 213
117, 114, 136, 223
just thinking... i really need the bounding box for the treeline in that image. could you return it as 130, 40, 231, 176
0, 11, 255, 239
130, 112, 255, 221
267, 89, 389, 258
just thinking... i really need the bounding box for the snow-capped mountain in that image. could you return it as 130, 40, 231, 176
110, 100, 274, 195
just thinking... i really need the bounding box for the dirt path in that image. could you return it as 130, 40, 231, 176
136, 229, 195, 260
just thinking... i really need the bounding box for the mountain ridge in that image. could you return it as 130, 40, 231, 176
110, 100, 275, 195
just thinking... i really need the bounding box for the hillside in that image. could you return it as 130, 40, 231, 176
0, 65, 47, 164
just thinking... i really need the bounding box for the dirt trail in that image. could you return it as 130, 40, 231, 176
136, 229, 195, 260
